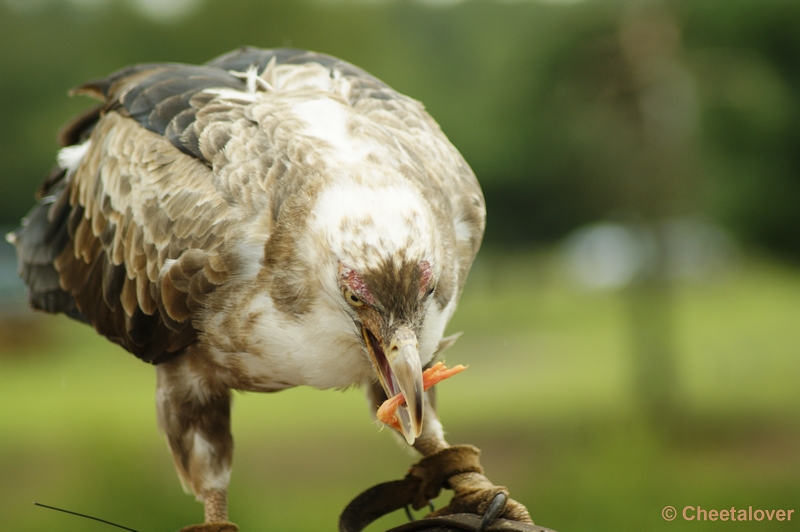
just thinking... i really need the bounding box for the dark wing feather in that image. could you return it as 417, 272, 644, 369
13, 59, 249, 363
11, 188, 86, 322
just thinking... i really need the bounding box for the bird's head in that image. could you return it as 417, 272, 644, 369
338, 259, 436, 444
312, 179, 455, 445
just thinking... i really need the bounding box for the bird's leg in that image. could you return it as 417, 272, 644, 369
156, 351, 237, 530
412, 385, 450, 457
203, 490, 229, 523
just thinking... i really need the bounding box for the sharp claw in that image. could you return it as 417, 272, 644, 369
477, 492, 508, 532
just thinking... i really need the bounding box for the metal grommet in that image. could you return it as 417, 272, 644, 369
477, 492, 508, 532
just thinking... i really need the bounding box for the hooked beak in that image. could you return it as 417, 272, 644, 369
363, 325, 424, 444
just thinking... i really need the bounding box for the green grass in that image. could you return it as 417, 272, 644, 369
1, 251, 799, 531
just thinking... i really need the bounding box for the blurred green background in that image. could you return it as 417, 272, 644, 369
1, 0, 799, 531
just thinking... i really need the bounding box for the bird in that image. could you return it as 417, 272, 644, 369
10, 47, 490, 530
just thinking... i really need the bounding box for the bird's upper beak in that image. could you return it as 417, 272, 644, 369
363, 324, 424, 444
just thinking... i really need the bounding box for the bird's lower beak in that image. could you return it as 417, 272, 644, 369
363, 325, 424, 444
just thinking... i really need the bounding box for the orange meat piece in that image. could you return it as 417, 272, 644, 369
376, 362, 467, 431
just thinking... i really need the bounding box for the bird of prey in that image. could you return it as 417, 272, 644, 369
11, 47, 487, 529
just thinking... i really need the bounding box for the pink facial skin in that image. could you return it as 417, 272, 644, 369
339, 265, 376, 305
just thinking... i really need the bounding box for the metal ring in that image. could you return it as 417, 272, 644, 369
477, 492, 508, 532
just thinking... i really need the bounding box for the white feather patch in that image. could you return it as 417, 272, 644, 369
203, 87, 260, 103
57, 140, 91, 173
229, 64, 273, 94
191, 432, 231, 491
312, 180, 434, 270
292, 98, 370, 163
454, 215, 474, 244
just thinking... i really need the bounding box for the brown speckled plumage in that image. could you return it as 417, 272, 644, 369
10, 47, 486, 526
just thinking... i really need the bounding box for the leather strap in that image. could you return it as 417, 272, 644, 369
339, 477, 423, 532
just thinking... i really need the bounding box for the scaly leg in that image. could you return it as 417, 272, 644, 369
156, 349, 237, 530
411, 385, 449, 457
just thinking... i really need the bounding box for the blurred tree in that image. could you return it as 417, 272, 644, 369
537, 1, 702, 421
615, 4, 696, 422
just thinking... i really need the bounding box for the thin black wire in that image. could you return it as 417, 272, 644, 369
34, 502, 139, 532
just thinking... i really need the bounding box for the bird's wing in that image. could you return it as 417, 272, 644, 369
12, 49, 307, 363
13, 69, 242, 362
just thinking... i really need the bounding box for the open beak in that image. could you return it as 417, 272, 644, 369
363, 324, 424, 444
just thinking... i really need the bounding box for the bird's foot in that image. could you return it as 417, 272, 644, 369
177, 522, 238, 532
429, 471, 532, 522
409, 444, 532, 523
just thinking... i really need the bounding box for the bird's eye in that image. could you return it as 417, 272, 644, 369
426, 285, 436, 298
344, 289, 364, 307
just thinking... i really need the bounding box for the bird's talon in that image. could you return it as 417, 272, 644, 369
477, 492, 508, 532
